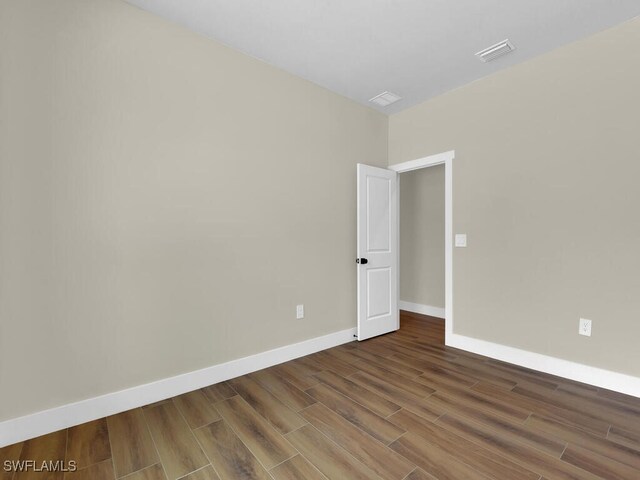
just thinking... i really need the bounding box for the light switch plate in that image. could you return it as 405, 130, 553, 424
455, 234, 467, 247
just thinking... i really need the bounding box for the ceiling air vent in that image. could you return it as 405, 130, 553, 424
475, 39, 515, 63
369, 91, 402, 107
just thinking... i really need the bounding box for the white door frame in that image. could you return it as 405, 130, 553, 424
388, 150, 454, 344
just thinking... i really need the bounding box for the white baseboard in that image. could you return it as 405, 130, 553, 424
0, 327, 357, 447
447, 333, 640, 399
399, 300, 445, 319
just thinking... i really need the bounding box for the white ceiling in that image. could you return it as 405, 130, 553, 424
124, 0, 640, 114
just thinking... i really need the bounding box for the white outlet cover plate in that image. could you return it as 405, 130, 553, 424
296, 305, 304, 319
579, 318, 592, 336
455, 234, 467, 247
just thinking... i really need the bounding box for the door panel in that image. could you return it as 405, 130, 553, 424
367, 268, 391, 318
366, 176, 392, 252
357, 164, 398, 341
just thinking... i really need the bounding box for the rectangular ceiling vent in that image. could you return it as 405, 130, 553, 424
475, 39, 515, 63
369, 91, 402, 107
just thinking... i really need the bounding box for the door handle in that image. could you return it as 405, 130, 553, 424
356, 258, 368, 264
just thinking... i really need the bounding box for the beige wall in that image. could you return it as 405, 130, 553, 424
0, 0, 387, 421
390, 18, 640, 377
399, 166, 445, 308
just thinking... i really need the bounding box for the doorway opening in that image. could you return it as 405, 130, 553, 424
390, 151, 453, 343
398, 163, 446, 340
389, 150, 455, 344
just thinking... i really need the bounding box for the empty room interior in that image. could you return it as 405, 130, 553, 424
2, 1, 640, 479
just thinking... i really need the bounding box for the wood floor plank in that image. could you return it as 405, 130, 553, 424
399, 326, 444, 341
415, 379, 531, 424
173, 390, 221, 429
193, 421, 271, 480
201, 382, 236, 404
358, 338, 430, 361
308, 345, 361, 366
227, 376, 307, 434
437, 413, 602, 480
335, 348, 424, 378
526, 414, 640, 469
180, 466, 220, 480
390, 350, 517, 392
411, 362, 479, 389
305, 351, 359, 377
273, 362, 320, 391
107, 408, 159, 478
378, 335, 456, 360
0, 442, 24, 480
561, 443, 639, 480
122, 464, 167, 480
305, 383, 405, 445
512, 384, 625, 435
312, 370, 401, 418
249, 369, 316, 412
291, 356, 325, 375
14, 430, 67, 480
301, 403, 415, 480
555, 382, 602, 400
483, 359, 566, 388
551, 386, 640, 432
420, 354, 518, 389
608, 425, 640, 452
144, 402, 208, 480
214, 395, 296, 469
513, 383, 640, 434
389, 432, 493, 480
475, 361, 560, 392
598, 388, 640, 408
388, 352, 463, 375
422, 393, 566, 457
66, 418, 111, 469
349, 371, 445, 422
63, 459, 114, 480
381, 336, 458, 362
388, 409, 540, 480
284, 425, 382, 480
351, 339, 396, 358
472, 382, 611, 437
269, 455, 327, 480
412, 344, 455, 361
351, 361, 435, 398
142, 400, 172, 410
453, 356, 551, 391
404, 468, 438, 480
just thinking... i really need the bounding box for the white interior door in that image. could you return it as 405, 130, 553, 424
357, 164, 398, 341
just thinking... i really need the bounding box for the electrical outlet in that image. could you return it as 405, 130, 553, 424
579, 318, 592, 337
296, 304, 304, 320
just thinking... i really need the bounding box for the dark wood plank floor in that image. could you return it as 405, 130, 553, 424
2, 311, 640, 479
